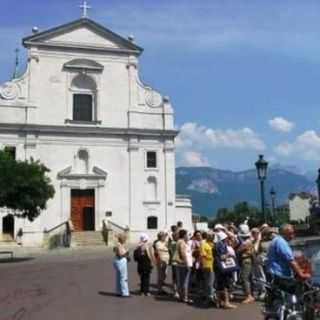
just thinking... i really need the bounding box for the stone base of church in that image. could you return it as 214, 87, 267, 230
18, 231, 45, 247
0, 196, 193, 248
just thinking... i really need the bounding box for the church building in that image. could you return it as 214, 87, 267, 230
0, 6, 192, 246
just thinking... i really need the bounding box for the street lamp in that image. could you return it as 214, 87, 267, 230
255, 155, 268, 222
270, 187, 276, 222
316, 169, 320, 204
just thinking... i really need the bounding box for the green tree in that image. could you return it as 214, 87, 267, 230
0, 150, 55, 221
213, 201, 265, 227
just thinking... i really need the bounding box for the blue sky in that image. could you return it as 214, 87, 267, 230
1, 0, 320, 173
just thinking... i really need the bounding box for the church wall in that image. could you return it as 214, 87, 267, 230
130, 140, 165, 232
28, 50, 131, 128
0, 130, 180, 245
128, 112, 165, 130
0, 106, 27, 124
0, 18, 191, 246
35, 136, 131, 229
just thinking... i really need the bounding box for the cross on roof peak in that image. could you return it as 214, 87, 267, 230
80, 1, 91, 18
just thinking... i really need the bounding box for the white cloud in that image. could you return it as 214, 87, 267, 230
177, 122, 265, 151
274, 130, 320, 160
269, 117, 295, 133
181, 151, 210, 167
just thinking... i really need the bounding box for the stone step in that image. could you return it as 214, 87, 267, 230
0, 234, 14, 241
73, 236, 104, 240
71, 231, 106, 247
73, 242, 106, 246
73, 233, 102, 236
0, 241, 18, 247
73, 232, 102, 237
73, 236, 103, 240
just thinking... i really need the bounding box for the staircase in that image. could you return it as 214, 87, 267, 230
0, 234, 18, 247
71, 231, 107, 247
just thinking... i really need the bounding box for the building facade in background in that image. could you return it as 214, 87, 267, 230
0, 16, 192, 246
289, 192, 314, 222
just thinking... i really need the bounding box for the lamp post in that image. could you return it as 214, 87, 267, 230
270, 187, 276, 223
255, 155, 268, 223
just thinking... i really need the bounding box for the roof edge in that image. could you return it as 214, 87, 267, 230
22, 17, 144, 53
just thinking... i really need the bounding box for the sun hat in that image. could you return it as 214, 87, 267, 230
215, 231, 228, 242
238, 224, 251, 238
139, 233, 149, 243
214, 224, 226, 231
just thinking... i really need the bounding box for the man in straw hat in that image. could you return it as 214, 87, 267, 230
154, 231, 170, 294
237, 224, 255, 304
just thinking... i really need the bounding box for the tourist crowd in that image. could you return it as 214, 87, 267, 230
112, 221, 281, 309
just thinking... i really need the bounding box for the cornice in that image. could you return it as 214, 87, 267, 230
23, 41, 141, 56
0, 123, 179, 138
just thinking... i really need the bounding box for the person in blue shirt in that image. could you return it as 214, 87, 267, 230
267, 224, 310, 280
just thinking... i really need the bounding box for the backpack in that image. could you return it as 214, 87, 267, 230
133, 246, 142, 262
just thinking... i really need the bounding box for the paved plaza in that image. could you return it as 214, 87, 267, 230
0, 247, 263, 320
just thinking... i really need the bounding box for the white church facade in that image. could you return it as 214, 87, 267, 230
0, 14, 192, 246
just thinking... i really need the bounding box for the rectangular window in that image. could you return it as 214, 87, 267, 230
73, 94, 93, 121
147, 216, 158, 229
4, 146, 16, 160
146, 151, 157, 168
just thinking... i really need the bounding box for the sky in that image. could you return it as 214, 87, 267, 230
1, 0, 320, 173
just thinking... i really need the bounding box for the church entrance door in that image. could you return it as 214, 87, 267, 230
2, 215, 14, 238
71, 189, 95, 231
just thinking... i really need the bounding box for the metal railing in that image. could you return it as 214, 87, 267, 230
43, 220, 71, 249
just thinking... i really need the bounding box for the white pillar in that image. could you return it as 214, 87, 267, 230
128, 137, 141, 230
164, 140, 176, 227
127, 56, 138, 110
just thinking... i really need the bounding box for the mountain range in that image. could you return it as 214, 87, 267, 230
176, 166, 317, 217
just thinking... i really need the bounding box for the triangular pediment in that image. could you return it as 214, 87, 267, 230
57, 165, 107, 180
45, 26, 121, 48
23, 18, 143, 54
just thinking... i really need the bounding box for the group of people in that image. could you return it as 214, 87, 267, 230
112, 221, 312, 309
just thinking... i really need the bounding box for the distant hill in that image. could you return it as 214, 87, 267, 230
176, 167, 315, 217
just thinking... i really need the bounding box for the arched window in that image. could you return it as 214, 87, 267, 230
77, 149, 89, 174
71, 74, 97, 122
145, 176, 157, 201
147, 216, 158, 230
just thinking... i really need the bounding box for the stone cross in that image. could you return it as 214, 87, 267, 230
80, 1, 91, 18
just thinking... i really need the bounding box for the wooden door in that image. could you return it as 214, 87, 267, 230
83, 207, 95, 231
71, 189, 95, 231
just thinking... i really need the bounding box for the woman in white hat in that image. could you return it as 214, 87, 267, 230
133, 233, 153, 296
215, 231, 238, 309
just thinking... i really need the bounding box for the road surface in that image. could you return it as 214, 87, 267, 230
0, 248, 263, 320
